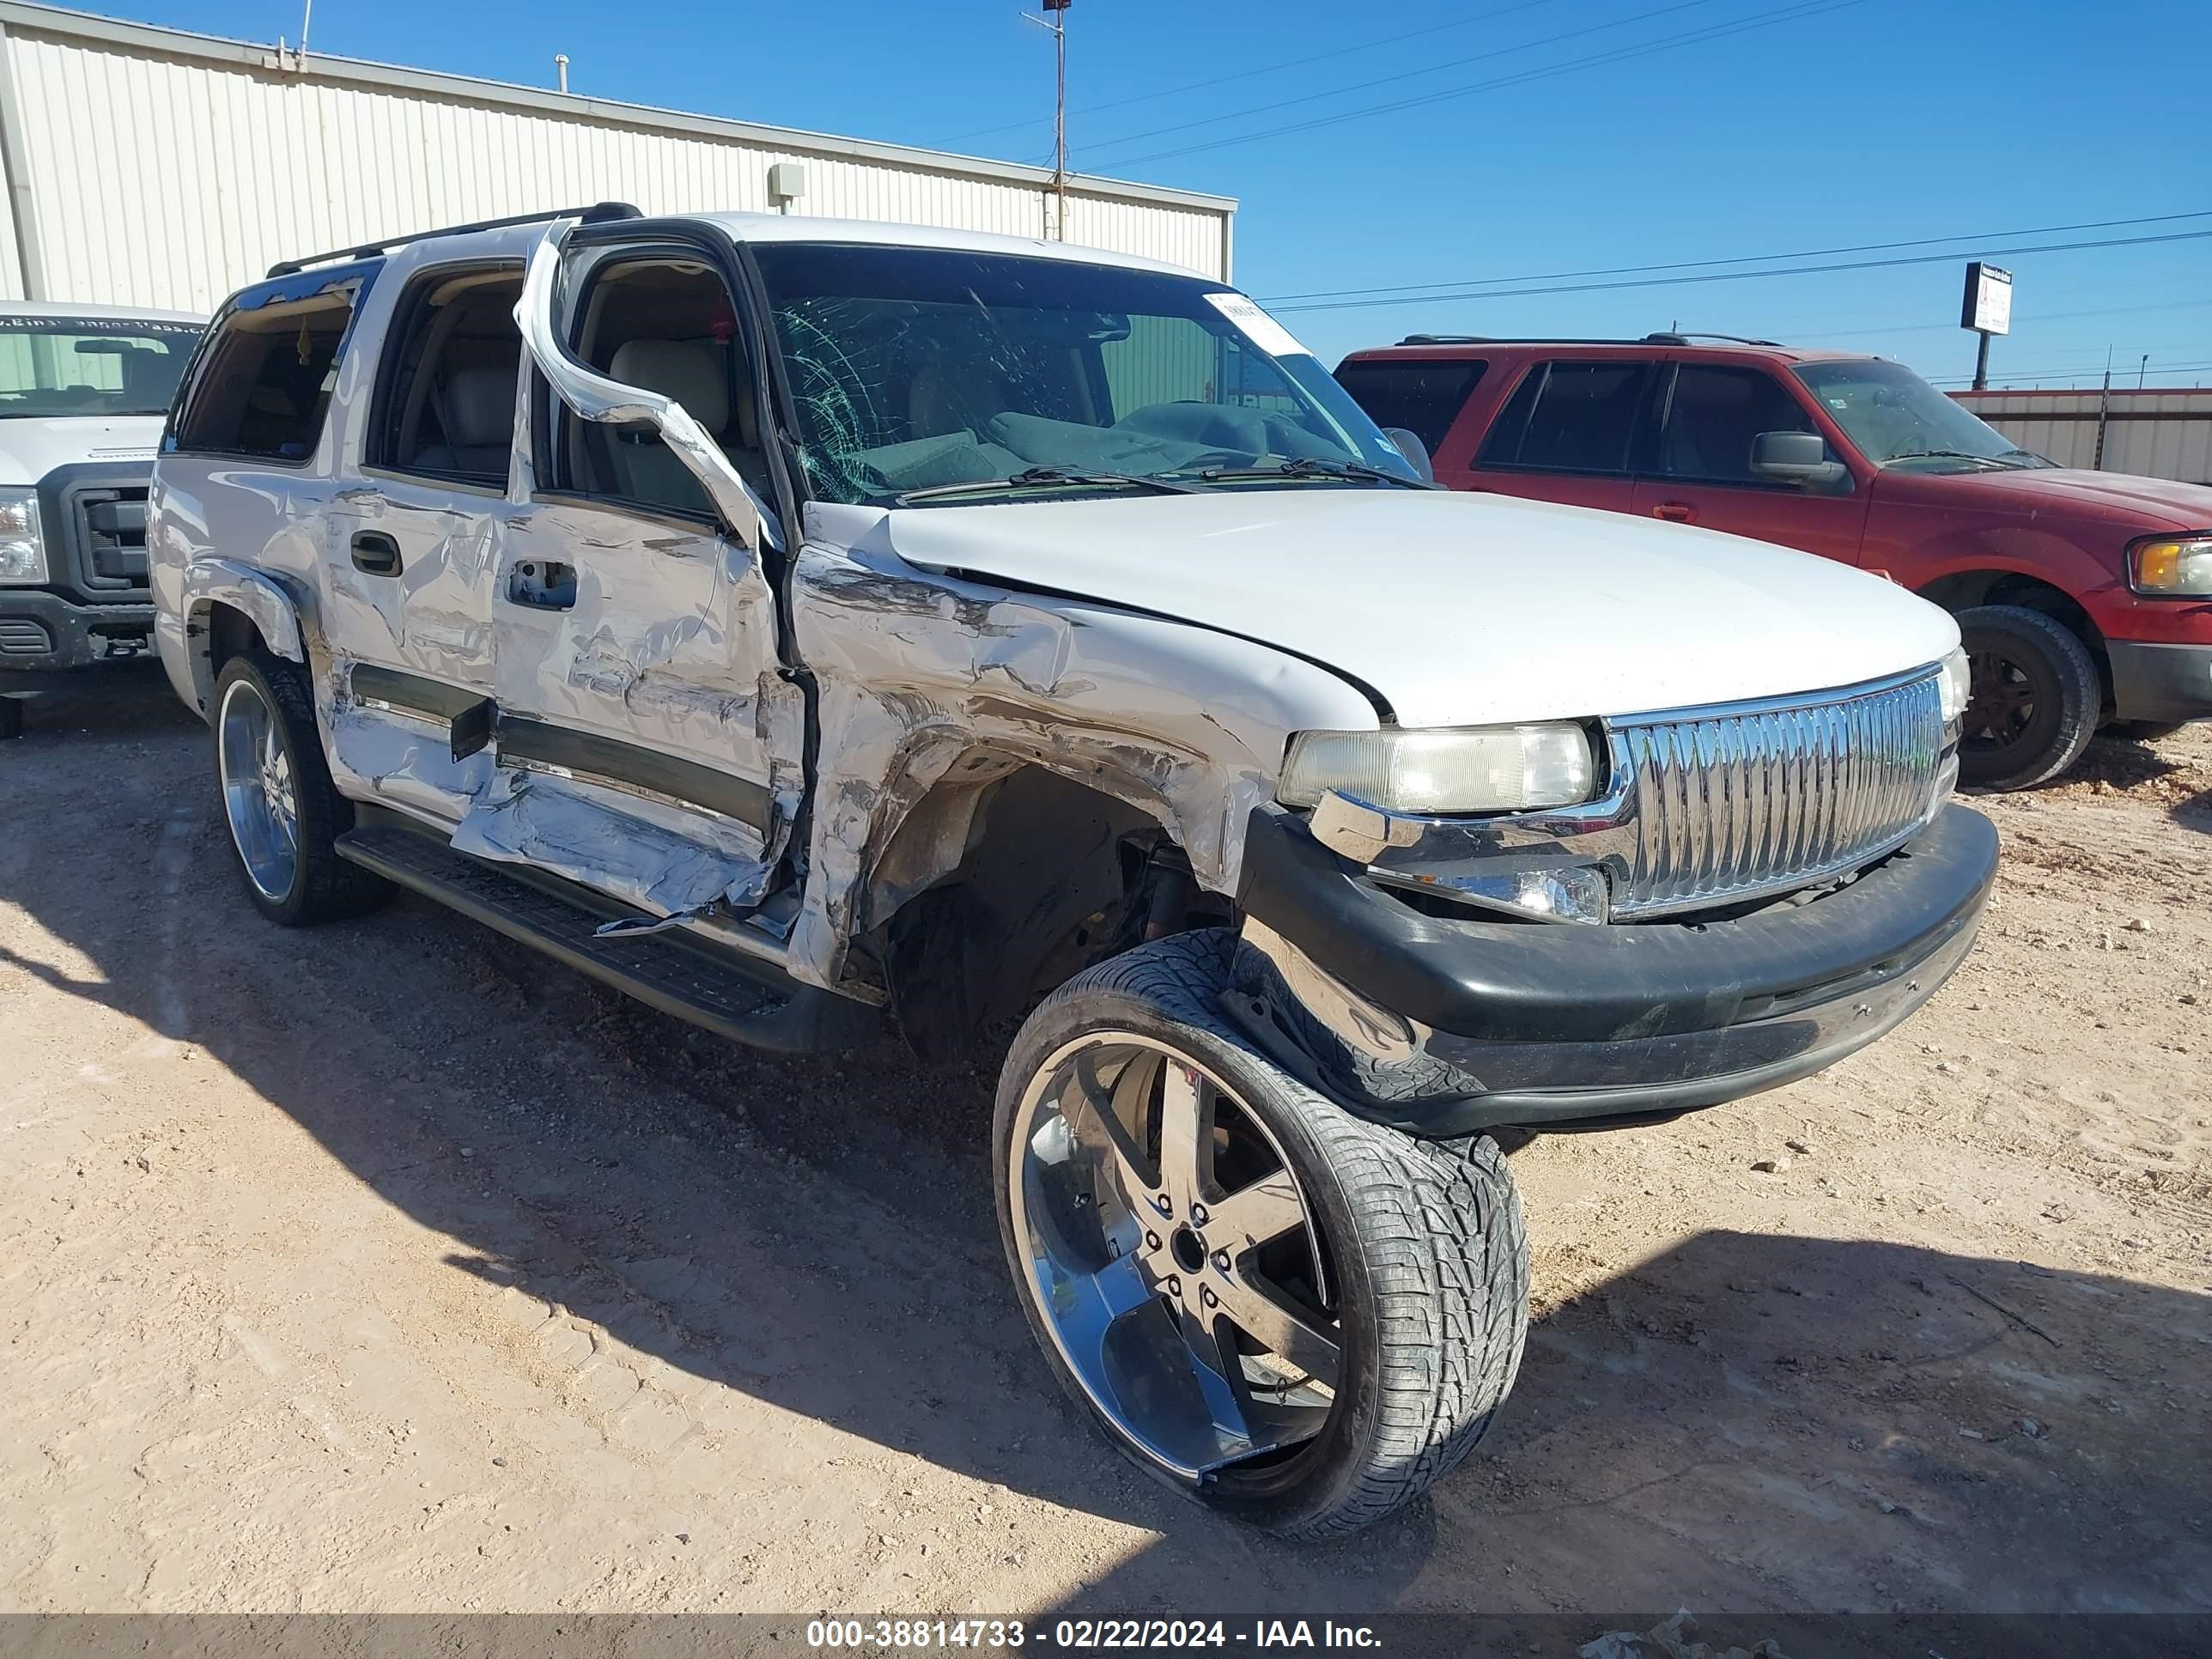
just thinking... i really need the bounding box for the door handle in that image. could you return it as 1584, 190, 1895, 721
351, 532, 403, 576
1651, 501, 1696, 523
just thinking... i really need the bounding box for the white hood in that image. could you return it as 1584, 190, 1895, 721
862, 488, 1960, 726
0, 414, 163, 485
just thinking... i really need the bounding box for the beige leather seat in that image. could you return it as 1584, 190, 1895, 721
413, 364, 515, 478
907, 359, 1008, 441
605, 339, 757, 509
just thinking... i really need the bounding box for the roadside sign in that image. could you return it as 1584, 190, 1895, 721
1962, 262, 2013, 336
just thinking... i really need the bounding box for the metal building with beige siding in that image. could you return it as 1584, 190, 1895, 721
0, 1, 1235, 314
1952, 386, 2212, 486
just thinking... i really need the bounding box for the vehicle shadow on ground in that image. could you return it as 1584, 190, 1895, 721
5, 690, 2209, 1616
2063, 730, 2212, 834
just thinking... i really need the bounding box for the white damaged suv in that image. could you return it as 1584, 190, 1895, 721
149, 204, 1995, 1538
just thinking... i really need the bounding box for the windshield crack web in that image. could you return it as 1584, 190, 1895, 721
755, 246, 1412, 505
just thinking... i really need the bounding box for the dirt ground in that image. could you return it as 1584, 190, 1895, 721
2, 672, 2207, 1625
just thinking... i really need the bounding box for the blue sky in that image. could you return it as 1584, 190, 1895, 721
95, 0, 2212, 386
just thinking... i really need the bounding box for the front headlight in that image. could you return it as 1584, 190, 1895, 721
0, 489, 46, 585
2130, 534, 2212, 597
1937, 645, 1971, 726
1279, 723, 1597, 813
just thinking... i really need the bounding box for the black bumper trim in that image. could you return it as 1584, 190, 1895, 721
2107, 639, 2212, 726
0, 591, 156, 678
1234, 801, 1998, 1134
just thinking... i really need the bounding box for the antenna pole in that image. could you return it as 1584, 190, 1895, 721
1055, 8, 1068, 239
1026, 3, 1073, 239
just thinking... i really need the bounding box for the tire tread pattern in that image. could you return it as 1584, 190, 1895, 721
1006, 932, 1528, 1540
218, 651, 392, 925
1956, 604, 2101, 791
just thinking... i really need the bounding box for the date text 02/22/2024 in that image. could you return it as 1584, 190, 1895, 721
802, 1620, 1382, 1650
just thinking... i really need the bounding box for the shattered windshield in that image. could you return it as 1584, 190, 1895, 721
1792, 358, 2053, 471
748, 243, 1419, 505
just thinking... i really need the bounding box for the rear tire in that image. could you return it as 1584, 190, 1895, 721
212, 652, 392, 926
1955, 605, 2101, 791
994, 931, 1528, 1540
0, 696, 21, 740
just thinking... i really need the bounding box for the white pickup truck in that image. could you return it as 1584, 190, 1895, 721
0, 301, 205, 737
149, 204, 1996, 1539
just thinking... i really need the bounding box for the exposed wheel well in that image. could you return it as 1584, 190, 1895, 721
204, 601, 262, 676
860, 761, 1231, 1060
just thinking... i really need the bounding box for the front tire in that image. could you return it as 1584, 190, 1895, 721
994, 931, 1528, 1540
1955, 605, 2101, 791
212, 652, 391, 926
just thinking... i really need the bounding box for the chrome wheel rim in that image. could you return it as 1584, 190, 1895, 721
217, 677, 299, 903
1006, 1032, 1341, 1480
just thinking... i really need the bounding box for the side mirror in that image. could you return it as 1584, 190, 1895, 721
1380, 427, 1434, 483
514, 224, 768, 550
1750, 429, 1849, 492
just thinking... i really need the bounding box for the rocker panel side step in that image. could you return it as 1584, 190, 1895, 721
334, 812, 875, 1054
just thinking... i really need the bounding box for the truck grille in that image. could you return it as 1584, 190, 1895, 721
77, 485, 149, 585
1611, 670, 1950, 918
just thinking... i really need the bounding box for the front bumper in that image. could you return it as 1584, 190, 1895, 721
1231, 801, 1999, 1136
2108, 640, 2212, 726
0, 590, 156, 685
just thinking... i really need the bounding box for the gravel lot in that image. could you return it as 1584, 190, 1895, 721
2, 672, 2207, 1624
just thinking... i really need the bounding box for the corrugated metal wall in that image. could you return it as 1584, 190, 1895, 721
0, 4, 1232, 315
1953, 388, 2212, 485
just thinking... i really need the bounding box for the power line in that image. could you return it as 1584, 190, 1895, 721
1255, 211, 2212, 306
1088, 0, 1871, 170
1788, 295, 2212, 342
943, 0, 1553, 145
1933, 359, 2212, 389
1075, 0, 1724, 160
1266, 227, 2212, 315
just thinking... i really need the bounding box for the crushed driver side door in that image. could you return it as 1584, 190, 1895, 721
453, 218, 805, 926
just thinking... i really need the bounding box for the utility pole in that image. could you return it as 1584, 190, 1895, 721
1024, 2, 1073, 239
2094, 361, 2112, 471
2139, 353, 2149, 389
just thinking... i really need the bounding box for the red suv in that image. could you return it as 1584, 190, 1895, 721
1334, 334, 2212, 788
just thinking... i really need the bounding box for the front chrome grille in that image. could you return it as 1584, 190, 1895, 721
1610, 670, 1949, 917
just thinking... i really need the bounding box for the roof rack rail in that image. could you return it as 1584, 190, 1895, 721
1395, 333, 1678, 348
1388, 331, 1791, 349
264, 201, 642, 279
1644, 331, 1785, 347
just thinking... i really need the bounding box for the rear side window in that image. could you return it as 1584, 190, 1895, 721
1332, 358, 1486, 453
1477, 361, 1650, 475
368, 264, 525, 487
170, 283, 362, 463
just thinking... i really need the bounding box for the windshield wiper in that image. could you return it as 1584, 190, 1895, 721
891, 465, 1203, 506
1188, 457, 1439, 489
1881, 448, 2024, 469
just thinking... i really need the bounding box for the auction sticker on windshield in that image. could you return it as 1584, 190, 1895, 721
1204, 292, 1312, 361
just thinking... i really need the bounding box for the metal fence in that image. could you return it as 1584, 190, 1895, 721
1951, 386, 2212, 485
